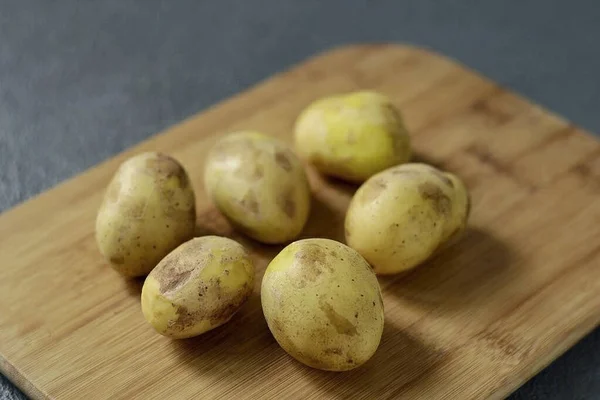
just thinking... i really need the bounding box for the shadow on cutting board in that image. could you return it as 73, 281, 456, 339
170, 301, 442, 399
293, 321, 445, 399
380, 226, 521, 310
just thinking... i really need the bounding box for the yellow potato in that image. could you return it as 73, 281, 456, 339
345, 163, 470, 275
204, 131, 311, 244
141, 236, 255, 339
261, 238, 384, 371
95, 152, 196, 277
294, 91, 411, 183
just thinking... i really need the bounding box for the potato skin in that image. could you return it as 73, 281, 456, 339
204, 131, 311, 244
345, 163, 470, 275
294, 91, 411, 183
95, 152, 196, 277
261, 238, 384, 371
141, 236, 255, 339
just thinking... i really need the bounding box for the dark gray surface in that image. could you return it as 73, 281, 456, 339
0, 1, 598, 399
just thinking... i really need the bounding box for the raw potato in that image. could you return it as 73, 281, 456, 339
95, 152, 196, 277
141, 236, 255, 339
294, 91, 411, 183
345, 163, 470, 275
261, 238, 384, 371
204, 131, 311, 244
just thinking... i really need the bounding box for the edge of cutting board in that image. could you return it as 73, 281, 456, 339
1, 42, 598, 400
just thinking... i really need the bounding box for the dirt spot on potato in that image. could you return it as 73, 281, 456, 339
319, 301, 358, 336
418, 182, 451, 216
174, 305, 196, 330
154, 254, 197, 294
275, 150, 293, 172
146, 153, 189, 187
277, 187, 296, 218
361, 179, 387, 203
173, 279, 251, 330
207, 279, 252, 323
161, 269, 193, 294
295, 243, 332, 282
323, 347, 343, 355
240, 191, 259, 214
208, 294, 247, 323
128, 202, 146, 219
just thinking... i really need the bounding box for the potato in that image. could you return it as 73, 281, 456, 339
95, 152, 196, 277
345, 163, 470, 275
141, 236, 255, 339
294, 91, 411, 183
204, 131, 311, 244
261, 238, 384, 371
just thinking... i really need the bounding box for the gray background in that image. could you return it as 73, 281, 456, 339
0, 0, 598, 399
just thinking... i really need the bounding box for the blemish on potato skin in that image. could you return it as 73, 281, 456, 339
146, 153, 189, 187
207, 286, 250, 324
240, 190, 259, 214
274, 150, 293, 172
295, 243, 332, 282
173, 305, 196, 330
171, 278, 252, 331
160, 269, 193, 294
323, 347, 343, 355
319, 301, 358, 336
418, 182, 451, 216
276, 187, 296, 219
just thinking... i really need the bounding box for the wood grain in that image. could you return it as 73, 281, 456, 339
1, 44, 599, 400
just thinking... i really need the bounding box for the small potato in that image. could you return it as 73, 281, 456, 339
204, 131, 311, 244
294, 91, 411, 183
95, 152, 196, 277
261, 238, 384, 371
345, 163, 470, 275
141, 236, 255, 339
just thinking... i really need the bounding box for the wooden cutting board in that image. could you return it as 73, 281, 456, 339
1, 44, 599, 400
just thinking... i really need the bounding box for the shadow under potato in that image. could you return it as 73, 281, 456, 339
293, 321, 445, 399
380, 226, 521, 310
123, 275, 145, 296
299, 194, 347, 244
169, 292, 284, 381
170, 293, 443, 398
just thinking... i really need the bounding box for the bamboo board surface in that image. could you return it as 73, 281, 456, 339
0, 44, 599, 400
